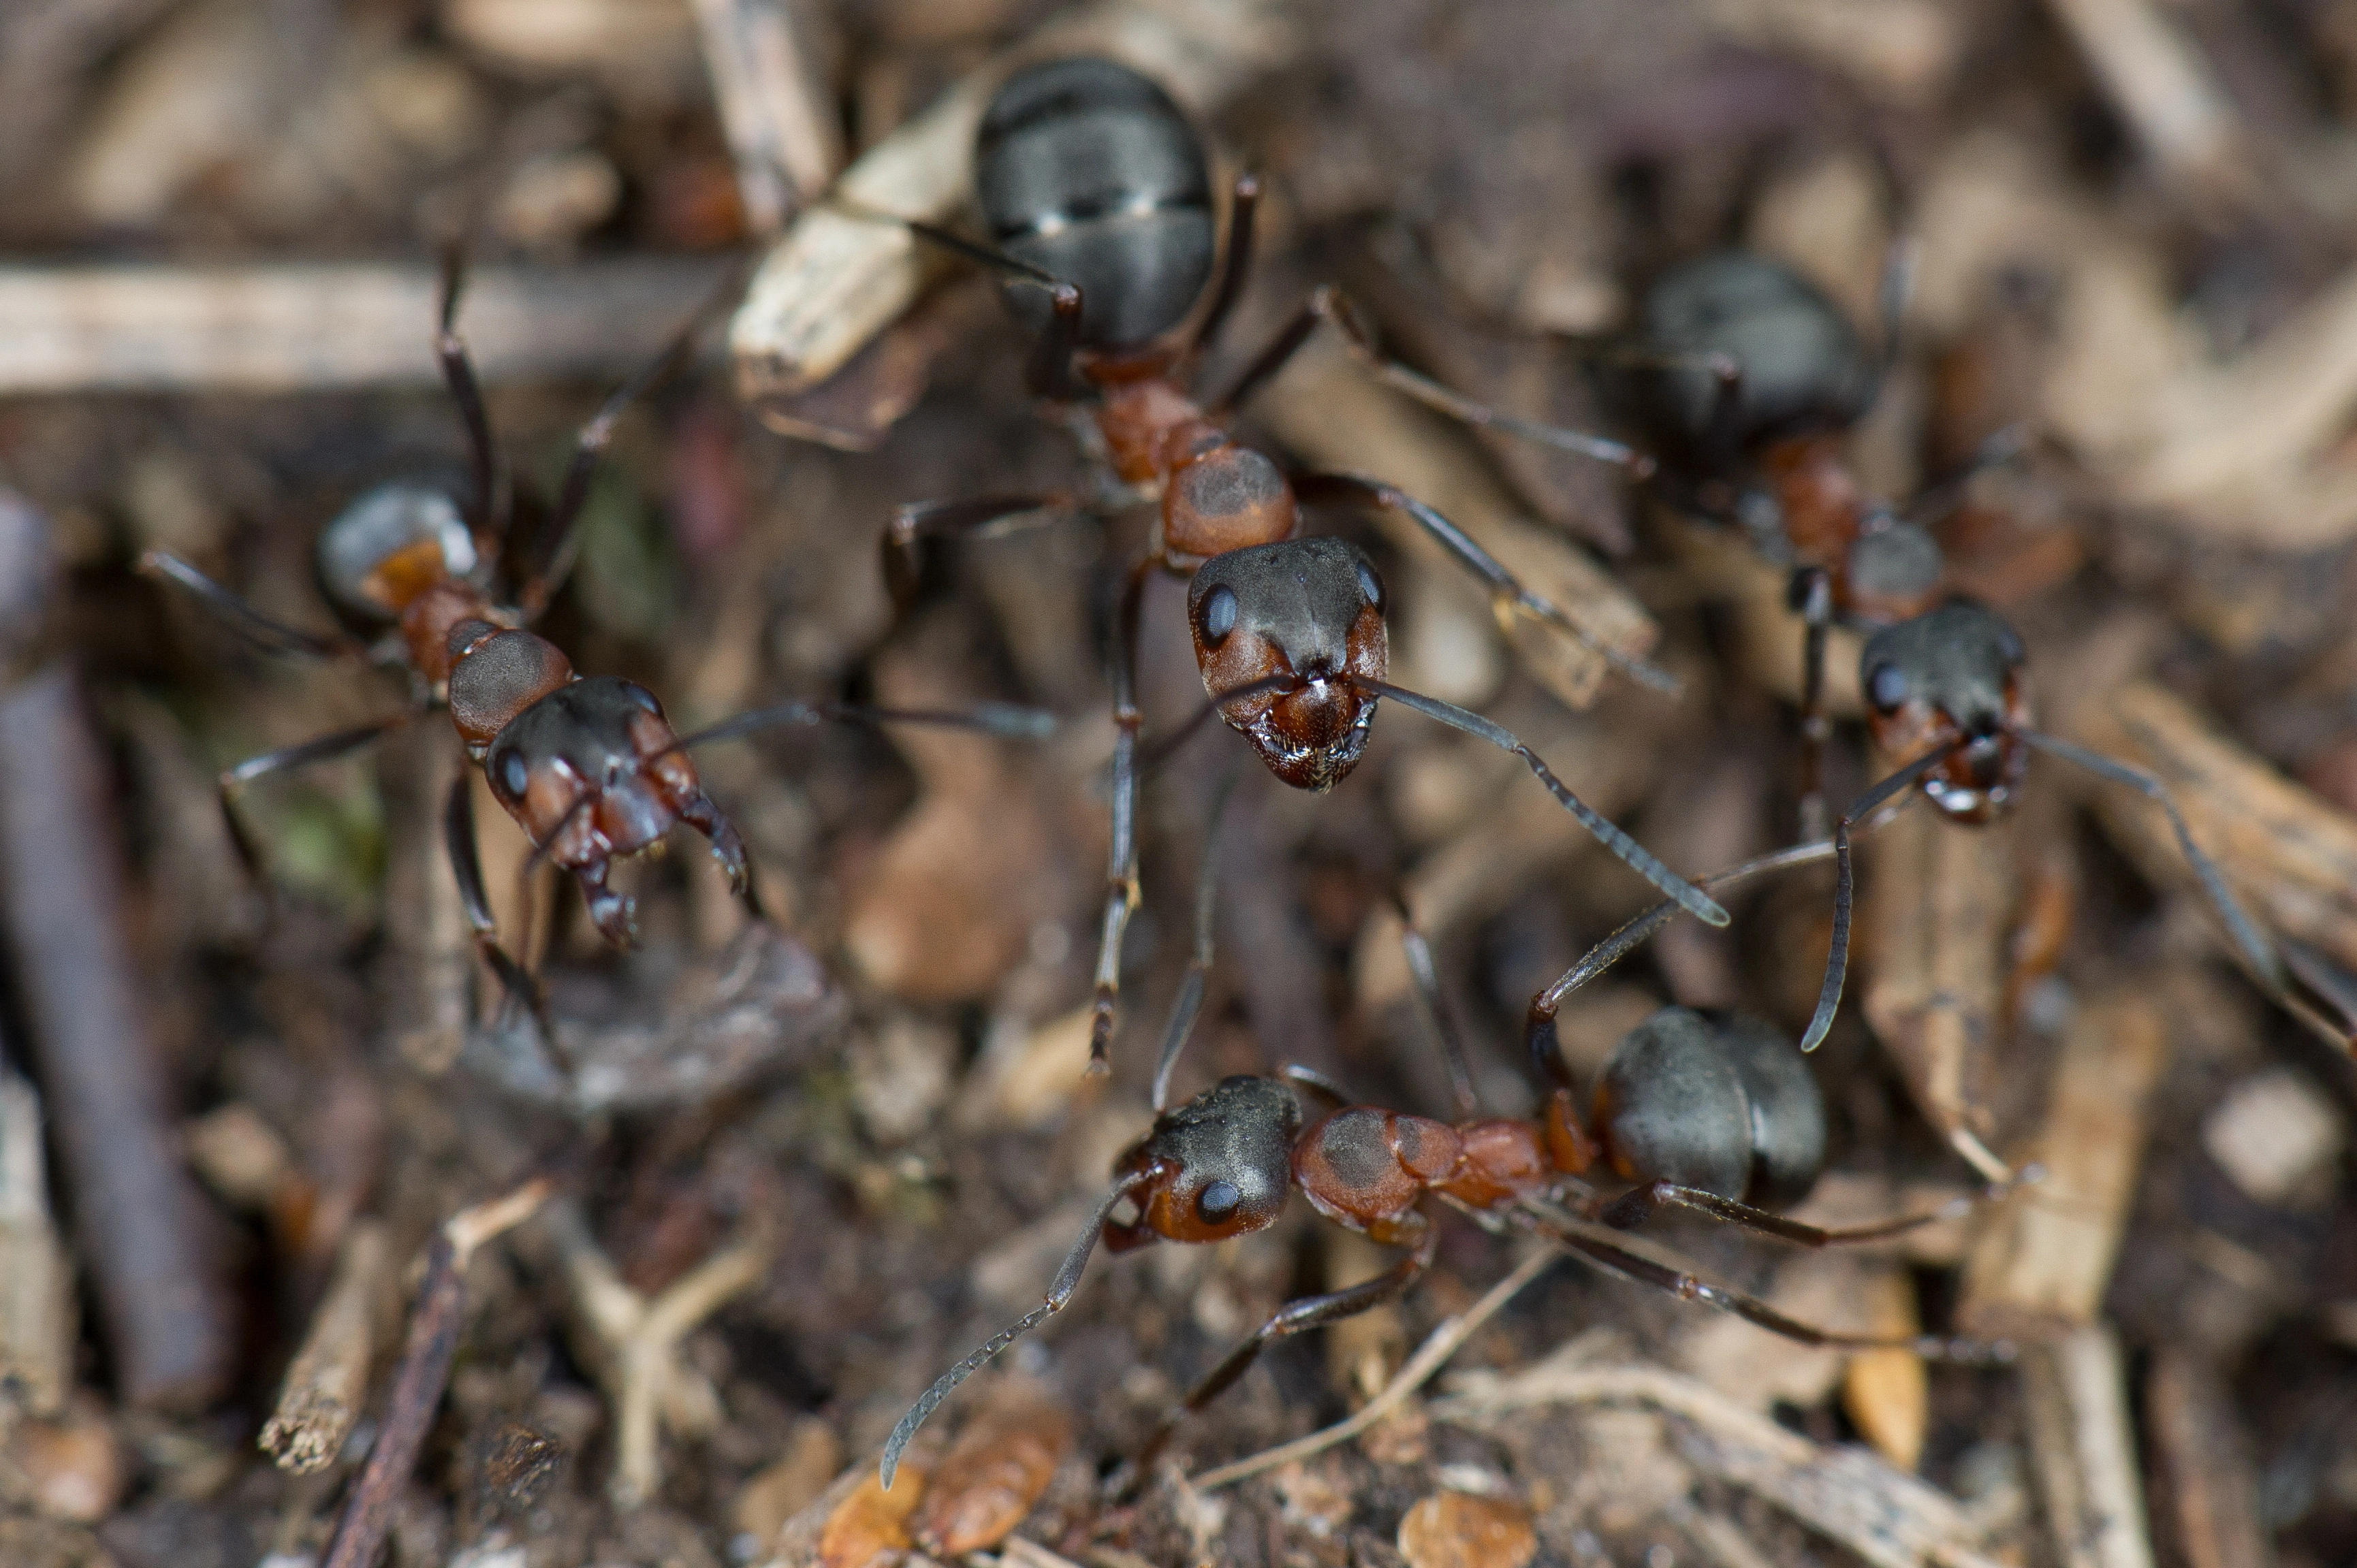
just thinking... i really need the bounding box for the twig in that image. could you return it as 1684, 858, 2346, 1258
0, 1063, 72, 1420
0, 490, 232, 1412
2019, 1325, 2156, 1568
320, 1178, 552, 1568
1190, 1244, 1558, 1489
1433, 1356, 2004, 1568
689, 0, 843, 232
531, 1196, 771, 1505
2040, 0, 2248, 207
2146, 1351, 2275, 1568
0, 258, 730, 393
260, 1221, 392, 1473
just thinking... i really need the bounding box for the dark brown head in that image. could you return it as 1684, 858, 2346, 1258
481, 675, 703, 867
1860, 600, 2030, 822
1188, 537, 1388, 791
1592, 1006, 1826, 1208
1109, 1075, 1300, 1249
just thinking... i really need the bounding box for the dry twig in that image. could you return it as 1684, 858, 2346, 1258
259, 1221, 392, 1474
0, 1066, 72, 1422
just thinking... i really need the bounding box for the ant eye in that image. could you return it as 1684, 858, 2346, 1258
627, 684, 660, 715
1200, 584, 1239, 644
1355, 560, 1382, 609
1866, 664, 1908, 711
497, 750, 530, 799
1195, 1179, 1240, 1223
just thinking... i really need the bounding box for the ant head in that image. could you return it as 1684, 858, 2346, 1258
1594, 1007, 1826, 1208
1844, 519, 1944, 624
1860, 600, 2030, 820
975, 57, 1215, 352
1636, 251, 1876, 462
317, 482, 477, 620
1188, 537, 1388, 791
1113, 1075, 1299, 1245
484, 675, 694, 859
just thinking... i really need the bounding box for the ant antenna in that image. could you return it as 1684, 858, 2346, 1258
1152, 768, 1242, 1111
2020, 730, 2282, 992
1801, 746, 1954, 1053
1342, 675, 1728, 927
881, 1166, 1158, 1489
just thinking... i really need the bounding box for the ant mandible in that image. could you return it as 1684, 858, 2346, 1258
876, 56, 1724, 1070
144, 255, 1051, 1025
880, 997, 2025, 1488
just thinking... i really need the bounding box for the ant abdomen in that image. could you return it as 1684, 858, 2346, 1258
1597, 1007, 1825, 1209
315, 481, 477, 621
975, 57, 1216, 351
1636, 251, 1876, 461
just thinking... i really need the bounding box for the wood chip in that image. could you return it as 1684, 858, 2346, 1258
2019, 1325, 2155, 1568
1434, 1355, 2004, 1568
259, 1221, 392, 1473
0, 1069, 72, 1421
910, 1382, 1073, 1556
1959, 993, 2168, 1337
1841, 1266, 1929, 1473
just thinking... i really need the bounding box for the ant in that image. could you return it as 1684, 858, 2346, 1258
143, 255, 1050, 1032
874, 55, 1725, 1070
1512, 250, 2288, 1053
879, 992, 2028, 1489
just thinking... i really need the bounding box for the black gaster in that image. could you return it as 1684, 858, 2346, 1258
1633, 251, 1876, 466
1597, 1007, 1754, 1200
1128, 1075, 1301, 1231
1858, 599, 2025, 737
975, 57, 1215, 351
1707, 1011, 1826, 1209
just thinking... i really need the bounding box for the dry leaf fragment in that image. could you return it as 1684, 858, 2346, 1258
1397, 1490, 1539, 1568
909, 1387, 1073, 1556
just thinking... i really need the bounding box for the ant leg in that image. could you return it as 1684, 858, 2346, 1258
1506, 1207, 2008, 1362
1525, 840, 1839, 1078
442, 775, 564, 1063
1790, 565, 1835, 842
219, 718, 408, 882
2022, 730, 2284, 993
898, 219, 1087, 400
1870, 238, 1919, 398
1294, 470, 1679, 696
1188, 172, 1261, 359
140, 552, 368, 661
513, 273, 741, 619
883, 491, 1088, 608
1088, 561, 1154, 1072
1344, 674, 1727, 928
881, 1168, 1158, 1488
1152, 767, 1241, 1112
1596, 1166, 2037, 1247
434, 246, 503, 547
1800, 746, 1955, 1053
1391, 885, 1478, 1117
1224, 286, 1654, 475
1136, 1217, 1439, 1469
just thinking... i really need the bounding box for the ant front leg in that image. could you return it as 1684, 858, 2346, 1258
219, 717, 410, 882
1135, 1214, 1439, 1471
1088, 561, 1155, 1072
442, 775, 565, 1067
434, 246, 503, 548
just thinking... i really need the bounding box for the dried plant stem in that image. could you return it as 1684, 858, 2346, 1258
261, 1223, 393, 1473
0, 1065, 72, 1420
321, 1179, 552, 1568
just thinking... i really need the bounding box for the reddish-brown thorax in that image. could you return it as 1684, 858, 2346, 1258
1094, 379, 1301, 563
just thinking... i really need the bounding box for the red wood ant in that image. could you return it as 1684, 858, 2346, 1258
1517, 251, 2288, 1053
144, 255, 1051, 1028
880, 999, 2025, 1488
874, 56, 1724, 1070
